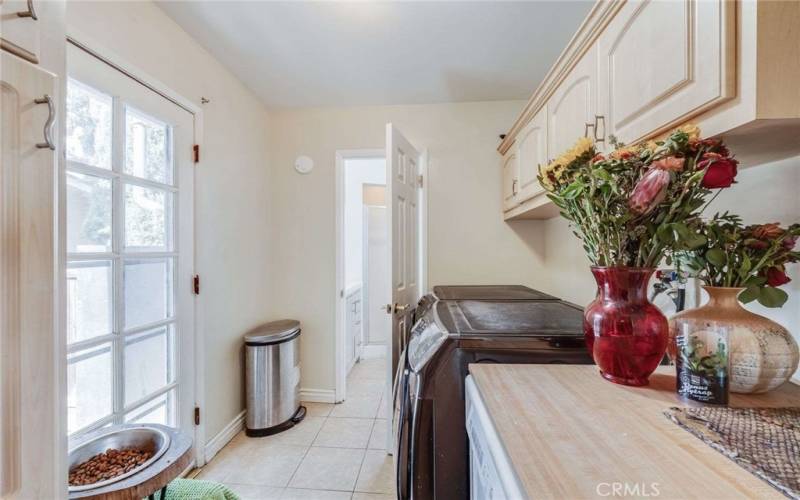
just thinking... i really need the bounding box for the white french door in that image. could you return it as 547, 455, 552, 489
65, 45, 195, 438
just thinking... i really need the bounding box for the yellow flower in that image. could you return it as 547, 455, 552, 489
645, 140, 660, 152
676, 123, 701, 141
610, 146, 639, 160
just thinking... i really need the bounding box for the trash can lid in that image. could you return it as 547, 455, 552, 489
244, 319, 301, 345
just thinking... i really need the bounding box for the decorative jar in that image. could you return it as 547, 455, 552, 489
669, 286, 799, 393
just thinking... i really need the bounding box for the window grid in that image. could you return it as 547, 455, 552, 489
66, 81, 179, 438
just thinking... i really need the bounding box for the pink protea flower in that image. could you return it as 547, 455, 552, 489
629, 168, 670, 215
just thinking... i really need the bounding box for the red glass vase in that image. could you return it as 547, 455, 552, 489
584, 267, 668, 386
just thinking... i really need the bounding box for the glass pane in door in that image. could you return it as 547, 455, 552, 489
124, 390, 175, 426
124, 106, 172, 185
66, 171, 112, 253
124, 258, 174, 329
66, 79, 112, 170
124, 184, 172, 251
67, 343, 113, 433
123, 325, 174, 406
66, 260, 113, 343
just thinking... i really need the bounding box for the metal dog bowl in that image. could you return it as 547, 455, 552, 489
68, 426, 171, 492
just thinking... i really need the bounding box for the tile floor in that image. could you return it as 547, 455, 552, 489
197, 357, 395, 499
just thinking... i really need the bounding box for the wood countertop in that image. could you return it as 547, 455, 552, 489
468, 364, 800, 500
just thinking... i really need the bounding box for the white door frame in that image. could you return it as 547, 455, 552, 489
334, 148, 428, 404
64, 31, 206, 468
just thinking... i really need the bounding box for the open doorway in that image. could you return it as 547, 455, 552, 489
335, 127, 427, 454
336, 151, 390, 409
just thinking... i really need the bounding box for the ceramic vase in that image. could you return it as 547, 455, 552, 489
584, 267, 669, 386
669, 286, 799, 394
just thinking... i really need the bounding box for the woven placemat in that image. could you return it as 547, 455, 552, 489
664, 407, 800, 499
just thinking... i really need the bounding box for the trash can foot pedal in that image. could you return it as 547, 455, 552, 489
245, 405, 307, 437
291, 405, 307, 423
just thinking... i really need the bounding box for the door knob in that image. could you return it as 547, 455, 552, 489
385, 303, 410, 315
394, 303, 410, 315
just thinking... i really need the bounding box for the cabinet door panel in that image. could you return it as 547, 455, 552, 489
516, 106, 548, 203
501, 151, 519, 212
1, 52, 58, 499
548, 48, 597, 158
597, 0, 734, 145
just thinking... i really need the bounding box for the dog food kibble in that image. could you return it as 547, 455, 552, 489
68, 447, 154, 486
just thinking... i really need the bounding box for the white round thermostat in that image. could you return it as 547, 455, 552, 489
295, 156, 314, 174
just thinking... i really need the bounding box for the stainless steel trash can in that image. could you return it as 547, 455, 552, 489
245, 319, 306, 436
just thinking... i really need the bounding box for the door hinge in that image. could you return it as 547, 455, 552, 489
193, 274, 200, 295
193, 144, 200, 163
417, 174, 424, 188
194, 406, 200, 425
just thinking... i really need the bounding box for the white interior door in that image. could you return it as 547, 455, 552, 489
1, 51, 60, 500
385, 124, 422, 384
64, 45, 195, 440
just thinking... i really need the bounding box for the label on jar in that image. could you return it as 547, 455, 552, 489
675, 329, 729, 405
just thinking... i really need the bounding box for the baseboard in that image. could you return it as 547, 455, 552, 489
204, 410, 245, 463
300, 388, 337, 403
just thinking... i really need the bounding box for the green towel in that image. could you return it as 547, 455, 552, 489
149, 478, 240, 500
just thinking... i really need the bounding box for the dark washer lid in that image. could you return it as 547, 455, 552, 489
432, 285, 557, 301
244, 319, 301, 345
435, 300, 583, 336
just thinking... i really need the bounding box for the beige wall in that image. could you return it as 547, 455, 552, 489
538, 155, 800, 377
67, 1, 272, 445
267, 100, 547, 393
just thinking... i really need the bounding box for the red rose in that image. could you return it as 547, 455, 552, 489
782, 235, 798, 251
629, 168, 670, 215
698, 152, 738, 188
766, 267, 791, 287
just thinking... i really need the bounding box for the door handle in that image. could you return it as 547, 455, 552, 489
511, 178, 518, 196
594, 115, 606, 143
16, 0, 38, 20
386, 303, 410, 315
34, 94, 56, 150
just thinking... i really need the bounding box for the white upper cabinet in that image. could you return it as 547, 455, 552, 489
0, 0, 43, 64
596, 0, 734, 146
547, 47, 597, 159
516, 105, 548, 203
502, 149, 519, 212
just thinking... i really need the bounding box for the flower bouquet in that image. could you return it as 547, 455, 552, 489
538, 125, 739, 385
670, 215, 799, 393
677, 213, 800, 307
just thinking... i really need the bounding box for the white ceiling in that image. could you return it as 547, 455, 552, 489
156, 1, 594, 109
